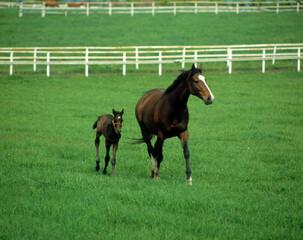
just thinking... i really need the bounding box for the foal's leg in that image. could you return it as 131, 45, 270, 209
179, 131, 192, 185
95, 132, 102, 171
111, 143, 118, 177
103, 140, 111, 175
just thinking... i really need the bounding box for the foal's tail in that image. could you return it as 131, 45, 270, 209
92, 120, 98, 130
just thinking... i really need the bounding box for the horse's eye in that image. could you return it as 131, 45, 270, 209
194, 80, 199, 83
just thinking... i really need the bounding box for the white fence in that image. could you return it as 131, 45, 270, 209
0, 43, 302, 76
18, 1, 303, 17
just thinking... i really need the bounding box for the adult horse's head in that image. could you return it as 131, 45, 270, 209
187, 64, 215, 105
112, 109, 124, 134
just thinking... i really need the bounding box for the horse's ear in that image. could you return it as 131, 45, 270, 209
112, 109, 115, 115
191, 64, 195, 71
121, 109, 124, 115
200, 64, 203, 71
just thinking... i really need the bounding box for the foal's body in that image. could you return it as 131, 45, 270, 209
93, 109, 124, 176
135, 64, 214, 184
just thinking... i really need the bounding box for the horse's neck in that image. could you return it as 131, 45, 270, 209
167, 80, 190, 110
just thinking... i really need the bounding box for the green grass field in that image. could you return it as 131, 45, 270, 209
1, 72, 303, 239
1, 7, 303, 240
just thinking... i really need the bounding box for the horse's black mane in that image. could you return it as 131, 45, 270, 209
165, 68, 201, 94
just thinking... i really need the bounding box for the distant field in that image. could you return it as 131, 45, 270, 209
1, 7, 303, 240
1, 9, 303, 74
1, 9, 303, 47
1, 71, 303, 239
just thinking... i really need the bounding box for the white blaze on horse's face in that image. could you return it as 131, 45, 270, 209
196, 73, 215, 105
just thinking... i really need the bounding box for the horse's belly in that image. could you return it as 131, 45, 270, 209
135, 89, 164, 122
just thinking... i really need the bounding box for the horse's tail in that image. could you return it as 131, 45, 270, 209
92, 120, 98, 130
129, 134, 154, 145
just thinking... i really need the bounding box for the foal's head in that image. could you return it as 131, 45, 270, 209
187, 64, 215, 105
112, 109, 124, 134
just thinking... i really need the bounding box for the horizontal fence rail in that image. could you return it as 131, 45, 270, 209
0, 43, 302, 76
17, 1, 303, 17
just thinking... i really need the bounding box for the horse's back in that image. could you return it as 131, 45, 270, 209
135, 88, 165, 123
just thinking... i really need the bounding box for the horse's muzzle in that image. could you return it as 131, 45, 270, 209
204, 96, 213, 105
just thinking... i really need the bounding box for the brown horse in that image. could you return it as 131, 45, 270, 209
93, 109, 124, 176
135, 64, 214, 184
44, 0, 59, 7
67, 2, 86, 7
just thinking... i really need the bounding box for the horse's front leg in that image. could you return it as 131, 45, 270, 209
103, 140, 111, 175
95, 133, 101, 171
111, 143, 118, 177
179, 131, 192, 185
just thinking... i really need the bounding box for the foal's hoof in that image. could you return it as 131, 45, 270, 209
96, 165, 100, 171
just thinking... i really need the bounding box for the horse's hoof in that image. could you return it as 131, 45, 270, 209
96, 166, 100, 171
188, 177, 193, 185
103, 170, 107, 175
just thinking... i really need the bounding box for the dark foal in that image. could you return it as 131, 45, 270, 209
93, 109, 124, 176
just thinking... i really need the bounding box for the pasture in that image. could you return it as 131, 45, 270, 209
1, 72, 303, 239
1, 7, 303, 239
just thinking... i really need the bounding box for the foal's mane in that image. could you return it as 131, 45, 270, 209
165, 70, 191, 94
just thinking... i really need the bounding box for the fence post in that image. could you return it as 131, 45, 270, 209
182, 47, 186, 69
10, 51, 13, 76
86, 3, 89, 16
46, 52, 50, 77
272, 46, 276, 65
276, 3, 279, 14
131, 2, 134, 16
19, 2, 23, 17
33, 48, 37, 72
158, 51, 162, 76
262, 49, 266, 73
194, 51, 197, 67
228, 49, 232, 74
42, 2, 45, 17
236, 3, 239, 14
123, 52, 126, 76
174, 2, 176, 16
227, 48, 230, 67
195, 2, 197, 14
135, 48, 139, 69
152, 2, 155, 16
215, 2, 218, 14
298, 48, 301, 72
109, 2, 112, 16
85, 48, 89, 77
65, 6, 67, 17
297, 2, 300, 13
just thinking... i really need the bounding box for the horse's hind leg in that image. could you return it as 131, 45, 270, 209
111, 143, 118, 176
153, 135, 164, 178
95, 133, 101, 171
103, 140, 111, 175
139, 124, 156, 177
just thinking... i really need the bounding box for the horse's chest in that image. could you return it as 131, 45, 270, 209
166, 118, 187, 135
